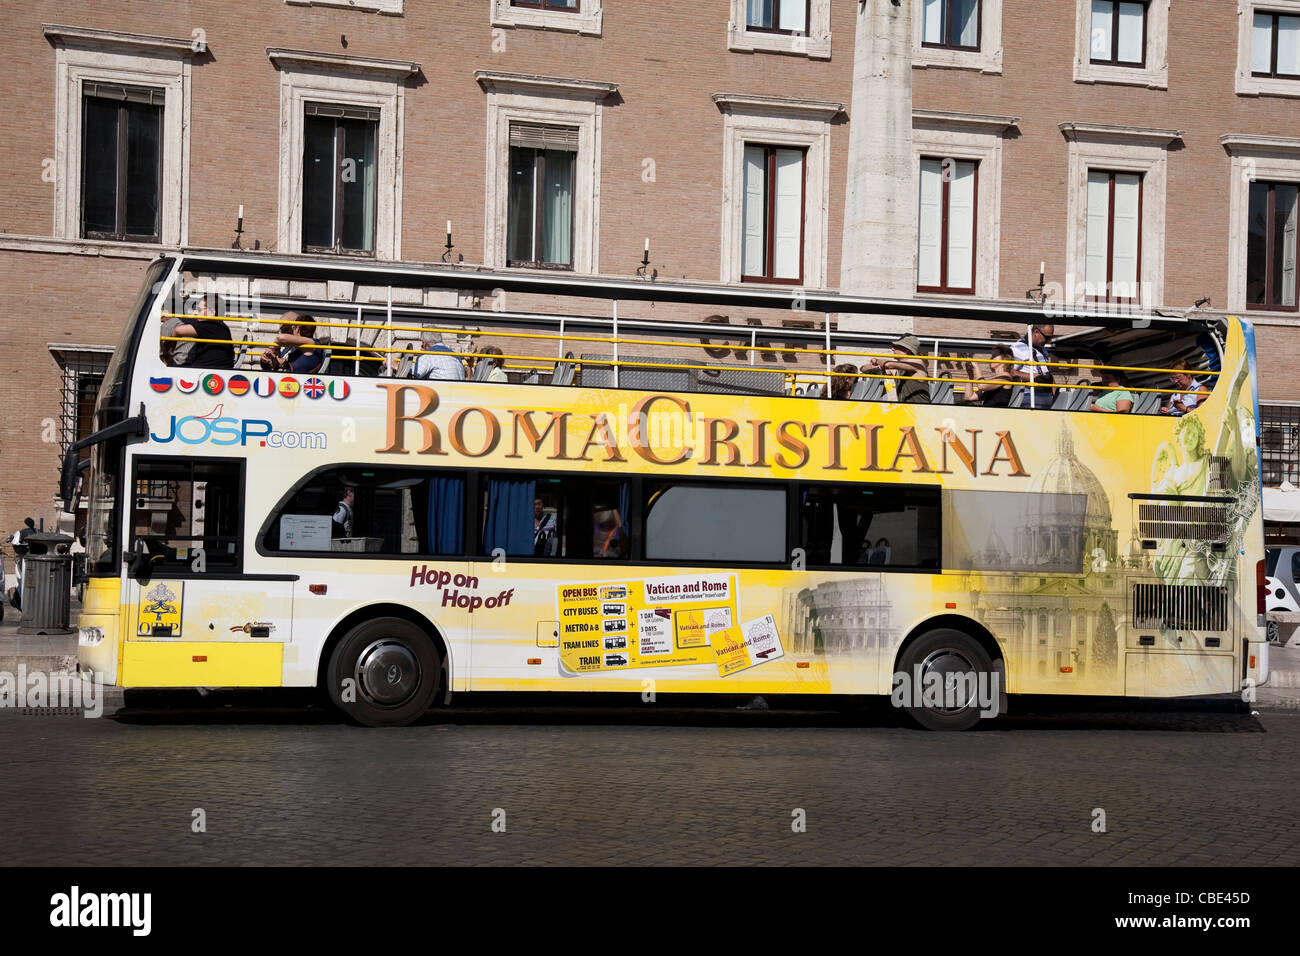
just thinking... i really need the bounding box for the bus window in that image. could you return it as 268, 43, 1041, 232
481, 475, 628, 560
644, 481, 785, 564
800, 484, 940, 568
264, 466, 465, 555
131, 458, 242, 572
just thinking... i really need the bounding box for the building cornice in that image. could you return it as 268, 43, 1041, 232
711, 92, 844, 119
1220, 133, 1300, 155
1059, 122, 1183, 146
475, 70, 617, 98
43, 23, 202, 57
913, 109, 1018, 134
266, 48, 419, 79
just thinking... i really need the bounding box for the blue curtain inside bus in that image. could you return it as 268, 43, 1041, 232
484, 477, 536, 555
427, 476, 464, 554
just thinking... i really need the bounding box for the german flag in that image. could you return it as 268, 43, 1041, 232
227, 375, 251, 396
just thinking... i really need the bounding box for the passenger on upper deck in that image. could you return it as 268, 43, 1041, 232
1160, 360, 1210, 417
1011, 324, 1055, 408
163, 295, 235, 369
260, 312, 324, 374
1090, 368, 1134, 413
413, 332, 467, 381
967, 345, 1017, 407
829, 363, 859, 400
865, 334, 930, 404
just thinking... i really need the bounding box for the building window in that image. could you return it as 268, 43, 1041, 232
1248, 181, 1300, 310
269, 49, 416, 261
1261, 403, 1300, 488
740, 145, 806, 283
1090, 1, 1147, 66
921, 0, 981, 50
79, 84, 164, 242
513, 0, 578, 9
746, 0, 809, 34
507, 124, 577, 269
46, 25, 197, 245
1085, 170, 1143, 301
1253, 9, 1300, 77
917, 158, 978, 294
491, 0, 602, 35
301, 103, 379, 255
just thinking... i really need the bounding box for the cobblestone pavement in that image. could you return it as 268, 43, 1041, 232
0, 696, 1296, 866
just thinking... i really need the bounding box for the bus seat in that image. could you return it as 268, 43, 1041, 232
315, 352, 330, 375
1008, 385, 1026, 407
1050, 387, 1074, 410
1070, 389, 1096, 412
550, 352, 576, 386
847, 378, 872, 401
523, 370, 540, 385
1132, 390, 1163, 415
857, 377, 885, 402
929, 372, 954, 405
395, 353, 415, 378
471, 357, 492, 381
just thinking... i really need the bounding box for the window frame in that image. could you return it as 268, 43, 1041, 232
1084, 168, 1145, 304
490, 0, 603, 35
300, 107, 381, 257
506, 140, 579, 271
916, 156, 980, 296
1247, 179, 1300, 312
740, 143, 808, 286
80, 88, 165, 242
511, 0, 580, 10
1088, 0, 1149, 68
795, 480, 943, 573
744, 0, 812, 36
1237, 0, 1300, 97
1252, 9, 1300, 77
130, 455, 247, 577
920, 0, 983, 51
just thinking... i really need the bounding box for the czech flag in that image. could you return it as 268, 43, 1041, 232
202, 374, 225, 395
149, 377, 172, 394
278, 377, 301, 398
328, 380, 351, 401
303, 377, 326, 399
227, 375, 251, 397
177, 378, 200, 394
253, 376, 276, 398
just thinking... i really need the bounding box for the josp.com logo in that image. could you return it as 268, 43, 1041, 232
151, 404, 327, 449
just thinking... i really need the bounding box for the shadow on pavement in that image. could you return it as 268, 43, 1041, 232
109, 689, 1267, 733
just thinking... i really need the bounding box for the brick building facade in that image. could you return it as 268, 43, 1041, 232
2, 0, 1299, 537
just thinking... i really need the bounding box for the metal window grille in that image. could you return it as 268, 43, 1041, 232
1131, 582, 1229, 631
1137, 503, 1229, 541
55, 351, 110, 460
1261, 403, 1300, 487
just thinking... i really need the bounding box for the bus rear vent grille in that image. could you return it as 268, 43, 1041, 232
1137, 503, 1229, 541
1131, 583, 1229, 631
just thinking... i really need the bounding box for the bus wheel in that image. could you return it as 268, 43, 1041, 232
896, 629, 996, 732
327, 617, 441, 727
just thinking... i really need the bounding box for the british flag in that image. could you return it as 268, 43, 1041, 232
303, 377, 326, 399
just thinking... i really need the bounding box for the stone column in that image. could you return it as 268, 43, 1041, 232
839, 0, 915, 334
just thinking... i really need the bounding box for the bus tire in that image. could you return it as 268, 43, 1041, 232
896, 628, 996, 732
326, 617, 441, 727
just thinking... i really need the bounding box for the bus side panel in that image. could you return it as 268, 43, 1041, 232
76, 576, 124, 683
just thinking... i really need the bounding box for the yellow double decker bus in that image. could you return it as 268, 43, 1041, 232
66, 252, 1269, 728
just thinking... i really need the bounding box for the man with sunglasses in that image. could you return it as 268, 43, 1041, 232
1011, 324, 1056, 409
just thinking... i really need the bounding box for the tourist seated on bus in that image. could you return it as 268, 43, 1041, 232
1160, 360, 1210, 416
260, 312, 324, 374
164, 296, 235, 369
865, 334, 929, 404
1089, 368, 1133, 413
479, 345, 509, 383
1012, 324, 1055, 408
533, 497, 557, 557
413, 331, 467, 380
866, 537, 892, 565
592, 505, 628, 559
967, 345, 1017, 407
829, 363, 858, 400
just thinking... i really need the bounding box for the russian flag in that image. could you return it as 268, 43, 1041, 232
149, 377, 172, 393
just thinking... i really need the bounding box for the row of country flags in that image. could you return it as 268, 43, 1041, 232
149, 374, 351, 400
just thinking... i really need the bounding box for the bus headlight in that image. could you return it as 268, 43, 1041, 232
78, 626, 105, 647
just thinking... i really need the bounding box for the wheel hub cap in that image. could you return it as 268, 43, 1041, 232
355, 639, 420, 707
919, 648, 979, 714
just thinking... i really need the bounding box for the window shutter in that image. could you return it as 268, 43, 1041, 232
1117, 3, 1144, 62
1253, 12, 1273, 73
946, 161, 976, 290
1084, 171, 1111, 290
741, 146, 767, 277
509, 123, 579, 152
771, 149, 803, 280
82, 82, 165, 106
1282, 186, 1298, 307
917, 160, 943, 288
1279, 16, 1300, 75
1111, 173, 1142, 293
305, 101, 380, 122
778, 0, 807, 33
1090, 1, 1112, 58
